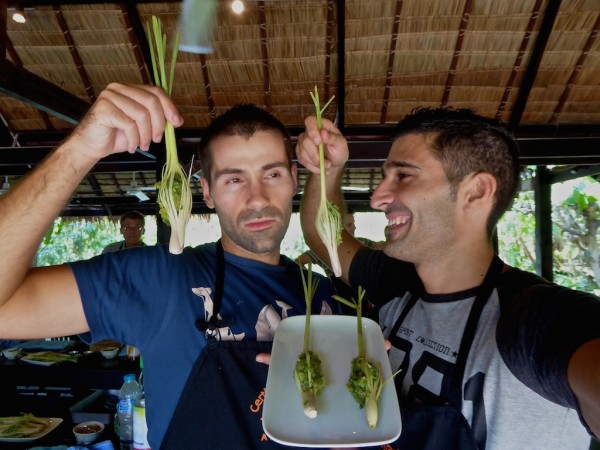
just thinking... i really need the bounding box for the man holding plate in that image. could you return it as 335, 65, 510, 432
296, 107, 600, 450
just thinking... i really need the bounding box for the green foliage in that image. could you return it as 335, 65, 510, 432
498, 172, 599, 295
36, 217, 121, 266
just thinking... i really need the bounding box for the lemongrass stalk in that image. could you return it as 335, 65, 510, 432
146, 16, 191, 254
333, 286, 385, 429
294, 263, 325, 418
309, 86, 342, 277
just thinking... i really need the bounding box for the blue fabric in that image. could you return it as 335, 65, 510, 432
69, 243, 337, 449
67, 441, 114, 450
27, 446, 67, 450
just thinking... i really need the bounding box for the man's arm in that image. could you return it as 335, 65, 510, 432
567, 338, 600, 437
0, 83, 182, 339
296, 116, 364, 284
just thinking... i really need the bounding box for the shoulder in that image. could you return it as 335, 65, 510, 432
101, 241, 123, 254
350, 248, 420, 302
497, 266, 600, 316
496, 265, 600, 407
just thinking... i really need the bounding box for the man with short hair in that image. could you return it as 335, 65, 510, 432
0, 84, 336, 449
296, 107, 600, 449
101, 210, 146, 253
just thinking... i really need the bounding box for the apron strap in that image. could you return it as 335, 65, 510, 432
389, 291, 420, 338
195, 240, 235, 332
447, 255, 503, 408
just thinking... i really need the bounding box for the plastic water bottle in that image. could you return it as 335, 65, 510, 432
133, 395, 151, 449
118, 373, 142, 450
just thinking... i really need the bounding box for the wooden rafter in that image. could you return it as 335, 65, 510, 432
323, 0, 334, 102
496, 0, 543, 121
120, 2, 150, 84
508, 0, 562, 130
551, 12, 600, 123
0, 0, 7, 59
53, 5, 96, 103
441, 0, 473, 106
335, 0, 345, 130
5, 37, 54, 130
257, 1, 270, 110
381, 0, 403, 124
199, 53, 215, 119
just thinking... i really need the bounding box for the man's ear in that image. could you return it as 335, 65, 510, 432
201, 177, 215, 209
463, 172, 496, 209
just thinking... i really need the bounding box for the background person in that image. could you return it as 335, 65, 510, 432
296, 107, 600, 449
101, 210, 146, 253
0, 84, 336, 450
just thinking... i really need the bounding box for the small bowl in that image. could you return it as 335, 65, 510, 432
2, 347, 21, 360
100, 347, 119, 359
73, 420, 104, 445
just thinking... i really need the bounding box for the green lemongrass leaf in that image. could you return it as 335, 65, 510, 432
168, 33, 180, 96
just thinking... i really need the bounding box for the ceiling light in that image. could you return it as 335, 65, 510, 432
231, 0, 244, 14
12, 3, 26, 23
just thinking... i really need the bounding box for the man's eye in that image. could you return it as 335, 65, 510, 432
226, 177, 242, 184
266, 172, 281, 179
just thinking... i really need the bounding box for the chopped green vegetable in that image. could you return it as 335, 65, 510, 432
146, 16, 192, 254
293, 263, 325, 418
334, 286, 384, 429
309, 86, 342, 277
22, 351, 78, 364
0, 414, 50, 438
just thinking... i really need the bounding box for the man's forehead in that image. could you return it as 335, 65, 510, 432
210, 133, 289, 174
385, 133, 436, 165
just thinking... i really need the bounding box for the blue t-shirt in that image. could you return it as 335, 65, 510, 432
69, 242, 337, 448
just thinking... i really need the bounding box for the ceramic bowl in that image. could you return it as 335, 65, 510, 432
73, 420, 104, 445
100, 347, 119, 359
1, 347, 21, 360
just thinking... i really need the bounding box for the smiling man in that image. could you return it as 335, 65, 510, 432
0, 86, 336, 450
296, 107, 600, 450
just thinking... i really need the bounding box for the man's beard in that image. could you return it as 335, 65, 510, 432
218, 205, 292, 255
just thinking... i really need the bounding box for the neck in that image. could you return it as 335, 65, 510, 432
219, 237, 281, 266
415, 245, 495, 295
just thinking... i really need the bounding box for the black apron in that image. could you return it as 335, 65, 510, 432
160, 242, 313, 450
381, 256, 503, 450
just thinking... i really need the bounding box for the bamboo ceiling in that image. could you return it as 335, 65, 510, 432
0, 0, 599, 216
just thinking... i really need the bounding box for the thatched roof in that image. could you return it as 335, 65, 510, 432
1, 0, 599, 216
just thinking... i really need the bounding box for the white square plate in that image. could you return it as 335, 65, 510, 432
263, 315, 401, 447
0, 417, 63, 442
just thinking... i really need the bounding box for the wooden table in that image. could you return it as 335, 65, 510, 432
0, 345, 140, 448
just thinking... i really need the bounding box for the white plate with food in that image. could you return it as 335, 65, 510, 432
263, 315, 401, 447
0, 415, 63, 442
20, 351, 78, 366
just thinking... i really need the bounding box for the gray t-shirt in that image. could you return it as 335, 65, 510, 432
350, 248, 600, 449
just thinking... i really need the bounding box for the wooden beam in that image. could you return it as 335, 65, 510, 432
508, 0, 561, 130
0, 59, 90, 124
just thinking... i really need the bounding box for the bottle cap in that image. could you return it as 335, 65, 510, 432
124, 373, 136, 382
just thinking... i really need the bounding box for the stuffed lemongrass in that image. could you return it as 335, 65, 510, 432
309, 86, 342, 277
333, 286, 383, 429
293, 263, 325, 418
147, 16, 192, 254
